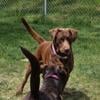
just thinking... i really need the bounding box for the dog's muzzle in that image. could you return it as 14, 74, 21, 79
51, 44, 68, 60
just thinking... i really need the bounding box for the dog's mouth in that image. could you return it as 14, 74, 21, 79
45, 73, 60, 80
57, 52, 70, 59
58, 48, 71, 57
44, 67, 60, 80
64, 49, 71, 56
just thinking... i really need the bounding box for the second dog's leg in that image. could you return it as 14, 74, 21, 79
16, 65, 31, 95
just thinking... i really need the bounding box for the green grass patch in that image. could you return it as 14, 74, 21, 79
0, 0, 100, 100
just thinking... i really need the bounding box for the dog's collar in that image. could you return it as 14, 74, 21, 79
51, 44, 68, 60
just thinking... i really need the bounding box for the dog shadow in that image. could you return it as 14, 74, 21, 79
63, 88, 90, 100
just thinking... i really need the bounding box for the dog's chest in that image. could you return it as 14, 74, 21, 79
40, 79, 60, 100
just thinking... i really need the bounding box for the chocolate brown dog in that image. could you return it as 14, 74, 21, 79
21, 47, 68, 100
16, 18, 78, 95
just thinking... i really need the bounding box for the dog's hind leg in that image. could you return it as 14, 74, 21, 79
16, 65, 31, 95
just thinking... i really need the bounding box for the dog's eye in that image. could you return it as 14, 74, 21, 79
64, 37, 70, 42
60, 37, 65, 41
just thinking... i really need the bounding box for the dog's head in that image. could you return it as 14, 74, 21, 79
49, 28, 78, 56
44, 64, 67, 82
43, 65, 68, 95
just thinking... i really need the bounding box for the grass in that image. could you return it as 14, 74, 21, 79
0, 0, 100, 100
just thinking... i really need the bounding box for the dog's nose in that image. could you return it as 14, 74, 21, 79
64, 49, 70, 54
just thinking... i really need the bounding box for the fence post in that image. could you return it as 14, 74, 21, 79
44, 0, 47, 16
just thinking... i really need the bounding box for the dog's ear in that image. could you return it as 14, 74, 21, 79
20, 47, 40, 69
49, 28, 58, 38
20, 47, 40, 98
49, 28, 63, 38
68, 28, 78, 42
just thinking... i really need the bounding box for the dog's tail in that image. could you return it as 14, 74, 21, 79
21, 18, 45, 44
20, 47, 40, 99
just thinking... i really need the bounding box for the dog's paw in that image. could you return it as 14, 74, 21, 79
16, 88, 23, 96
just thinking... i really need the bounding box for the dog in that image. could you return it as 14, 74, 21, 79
21, 47, 68, 100
16, 18, 78, 95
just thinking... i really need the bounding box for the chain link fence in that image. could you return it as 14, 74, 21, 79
0, 0, 100, 26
